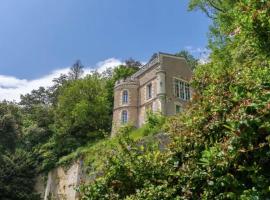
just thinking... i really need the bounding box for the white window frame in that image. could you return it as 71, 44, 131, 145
174, 78, 191, 101
121, 110, 128, 124
122, 90, 128, 105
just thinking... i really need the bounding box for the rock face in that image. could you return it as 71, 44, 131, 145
42, 160, 84, 200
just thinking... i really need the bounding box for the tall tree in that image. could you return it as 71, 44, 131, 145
0, 102, 39, 199
20, 87, 51, 108
175, 50, 198, 70
68, 60, 84, 80
48, 74, 69, 105
0, 102, 21, 152
0, 150, 39, 200
52, 74, 111, 154
124, 58, 142, 70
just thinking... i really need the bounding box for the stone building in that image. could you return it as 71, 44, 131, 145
112, 52, 192, 135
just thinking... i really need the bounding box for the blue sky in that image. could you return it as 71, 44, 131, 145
0, 0, 211, 101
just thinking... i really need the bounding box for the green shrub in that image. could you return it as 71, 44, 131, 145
79, 136, 174, 200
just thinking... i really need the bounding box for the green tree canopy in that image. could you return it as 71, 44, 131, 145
55, 73, 111, 142
175, 50, 198, 70
0, 102, 21, 152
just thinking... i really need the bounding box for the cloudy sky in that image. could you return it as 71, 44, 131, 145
0, 0, 210, 101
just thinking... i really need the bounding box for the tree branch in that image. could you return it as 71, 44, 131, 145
207, 0, 225, 13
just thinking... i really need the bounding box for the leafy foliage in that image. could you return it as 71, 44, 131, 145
55, 73, 110, 138
79, 1, 270, 199
68, 60, 84, 80
0, 150, 40, 200
79, 134, 174, 200
0, 102, 40, 200
0, 102, 20, 152
175, 50, 198, 70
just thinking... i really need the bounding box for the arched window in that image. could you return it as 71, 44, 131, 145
122, 90, 128, 104
121, 110, 128, 124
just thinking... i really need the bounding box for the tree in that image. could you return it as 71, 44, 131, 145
0, 150, 39, 200
0, 102, 40, 199
68, 60, 84, 80
20, 87, 50, 108
124, 58, 142, 70
0, 102, 21, 152
175, 50, 198, 70
48, 73, 69, 105
168, 0, 270, 198
53, 74, 111, 153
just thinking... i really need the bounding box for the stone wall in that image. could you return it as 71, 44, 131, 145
112, 81, 139, 135
162, 55, 193, 116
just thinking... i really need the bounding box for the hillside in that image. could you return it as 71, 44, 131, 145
0, 1, 270, 200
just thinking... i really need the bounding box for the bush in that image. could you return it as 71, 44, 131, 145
79, 135, 174, 200
0, 149, 40, 200
144, 111, 166, 136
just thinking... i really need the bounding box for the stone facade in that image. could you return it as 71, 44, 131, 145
112, 52, 192, 135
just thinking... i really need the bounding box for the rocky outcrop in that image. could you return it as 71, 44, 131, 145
40, 160, 84, 200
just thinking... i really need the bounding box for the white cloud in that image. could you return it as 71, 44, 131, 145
96, 58, 122, 73
0, 75, 28, 89
184, 46, 210, 64
0, 58, 123, 102
198, 53, 210, 64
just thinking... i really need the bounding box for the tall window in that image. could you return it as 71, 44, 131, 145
122, 90, 128, 104
146, 83, 152, 99
174, 79, 190, 101
121, 110, 128, 124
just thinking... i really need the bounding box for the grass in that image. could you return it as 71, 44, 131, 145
57, 121, 164, 170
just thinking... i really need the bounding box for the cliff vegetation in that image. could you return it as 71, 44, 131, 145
0, 0, 270, 199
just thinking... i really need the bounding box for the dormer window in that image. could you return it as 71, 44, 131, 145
174, 79, 190, 101
122, 90, 128, 104
146, 83, 152, 99
121, 110, 128, 124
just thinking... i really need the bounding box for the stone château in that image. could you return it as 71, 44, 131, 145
112, 52, 192, 135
